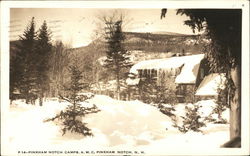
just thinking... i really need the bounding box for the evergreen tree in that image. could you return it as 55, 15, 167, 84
45, 62, 100, 136
104, 20, 131, 100
173, 105, 205, 133
36, 20, 52, 106
162, 9, 241, 145
15, 17, 38, 104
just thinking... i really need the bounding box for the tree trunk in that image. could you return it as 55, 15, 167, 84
73, 100, 76, 121
39, 92, 43, 106
229, 65, 241, 144
116, 70, 120, 100
25, 91, 30, 104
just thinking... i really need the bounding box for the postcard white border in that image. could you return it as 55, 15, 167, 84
1, 1, 249, 155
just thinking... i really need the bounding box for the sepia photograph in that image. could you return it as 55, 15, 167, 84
1, 1, 249, 155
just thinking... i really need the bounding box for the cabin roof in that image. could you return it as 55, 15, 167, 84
195, 73, 226, 96
128, 54, 205, 84
175, 54, 204, 84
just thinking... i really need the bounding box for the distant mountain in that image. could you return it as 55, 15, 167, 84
10, 31, 207, 68
76, 31, 205, 54
151, 31, 191, 36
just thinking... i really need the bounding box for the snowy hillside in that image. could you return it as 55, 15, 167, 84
5, 95, 229, 155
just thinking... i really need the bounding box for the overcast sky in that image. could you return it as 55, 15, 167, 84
10, 8, 195, 48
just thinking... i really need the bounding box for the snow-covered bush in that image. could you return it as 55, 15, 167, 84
204, 105, 229, 124
173, 99, 229, 133
173, 104, 205, 133
158, 103, 176, 117
196, 98, 229, 124
44, 64, 100, 136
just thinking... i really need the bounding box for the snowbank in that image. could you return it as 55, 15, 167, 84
87, 95, 176, 146
4, 95, 230, 155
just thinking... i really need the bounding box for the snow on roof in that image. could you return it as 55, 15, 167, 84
129, 54, 204, 84
175, 54, 204, 84
130, 56, 184, 74
195, 73, 226, 96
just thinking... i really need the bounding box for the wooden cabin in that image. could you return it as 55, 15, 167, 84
195, 73, 226, 101
127, 54, 213, 102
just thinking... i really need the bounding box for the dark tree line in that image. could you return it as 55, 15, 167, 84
10, 17, 52, 106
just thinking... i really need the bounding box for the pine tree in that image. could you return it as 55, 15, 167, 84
15, 17, 38, 104
36, 20, 52, 106
104, 20, 131, 100
45, 62, 100, 136
173, 105, 205, 133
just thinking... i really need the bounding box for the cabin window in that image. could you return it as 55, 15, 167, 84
142, 69, 147, 77
177, 85, 186, 95
138, 70, 142, 78
146, 69, 150, 78
151, 69, 157, 78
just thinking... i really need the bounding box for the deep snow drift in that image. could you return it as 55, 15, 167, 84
5, 95, 229, 154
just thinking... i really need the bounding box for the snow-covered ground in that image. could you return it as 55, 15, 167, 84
4, 95, 229, 155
